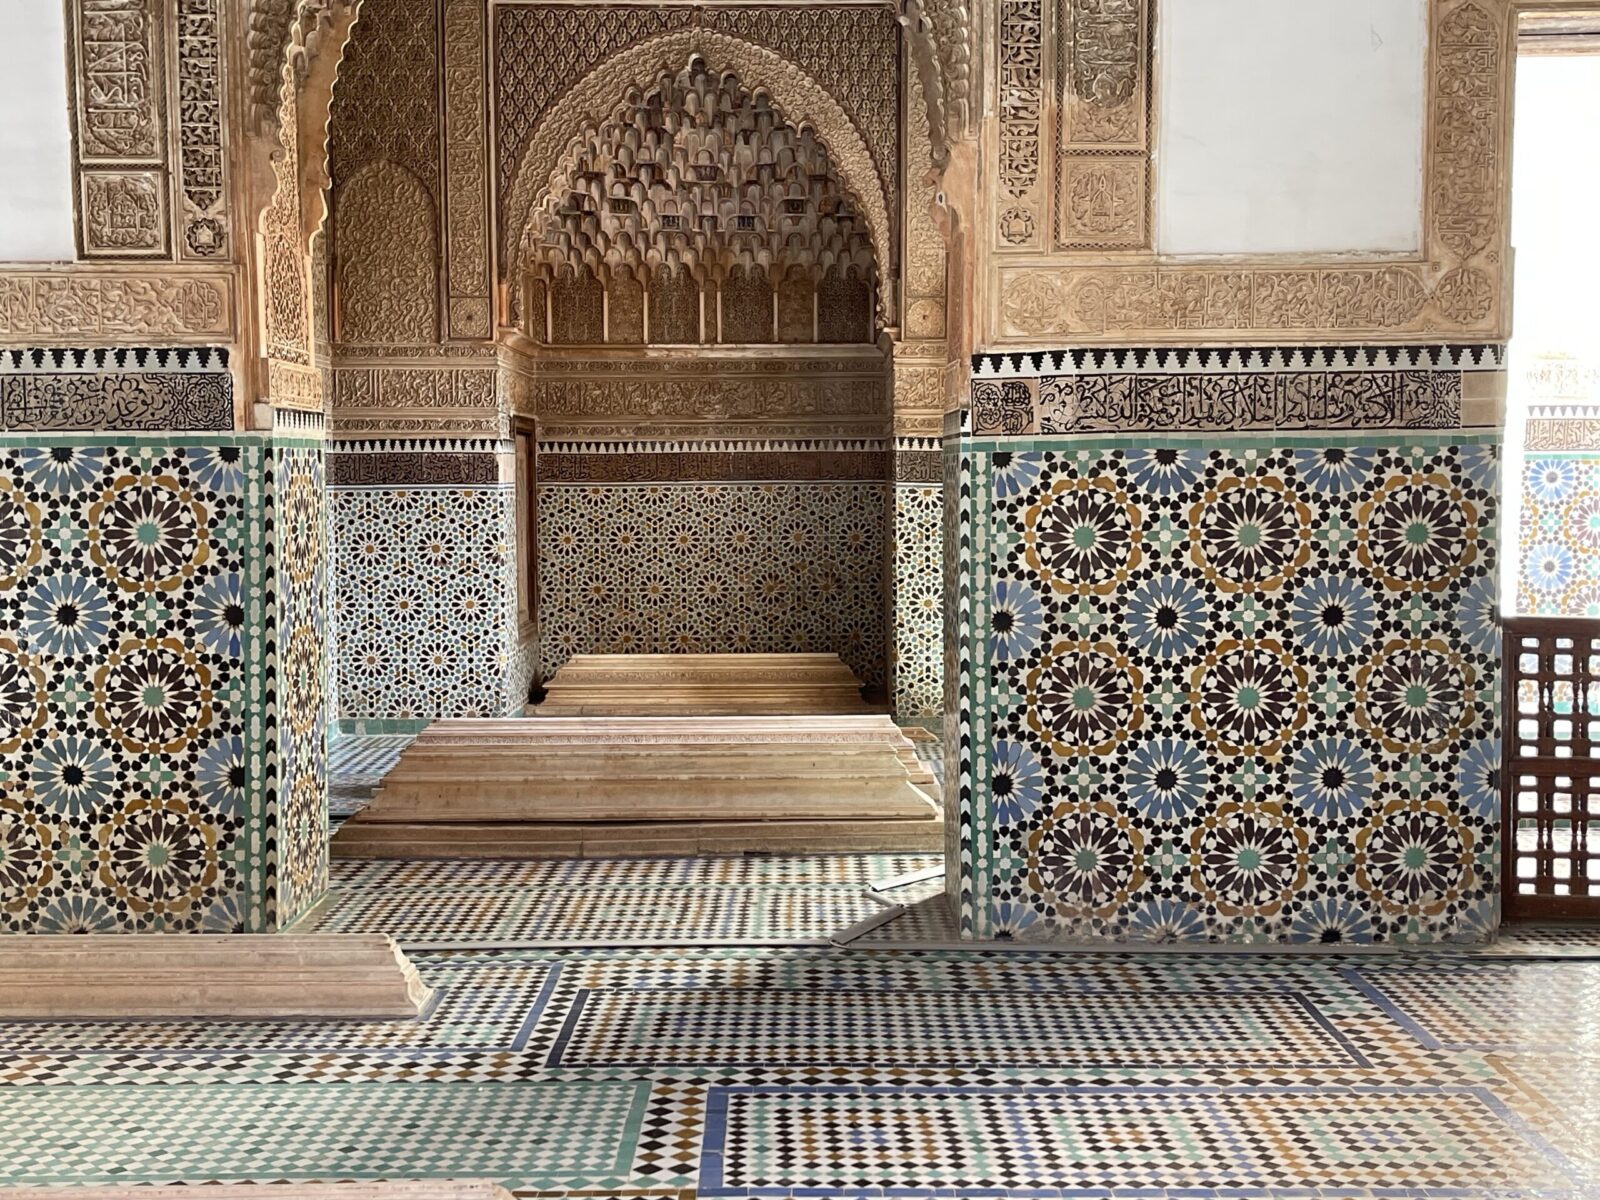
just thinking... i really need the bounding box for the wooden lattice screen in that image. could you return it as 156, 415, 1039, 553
1503, 616, 1600, 919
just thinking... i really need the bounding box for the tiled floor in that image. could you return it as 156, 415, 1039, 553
3, 947, 1599, 1194
11, 735, 1593, 1193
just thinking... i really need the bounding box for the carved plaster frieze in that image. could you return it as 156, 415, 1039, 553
331, 365, 498, 412
904, 61, 950, 341
248, 0, 361, 130
333, 413, 507, 436
902, 0, 972, 163
68, 0, 163, 164
1524, 416, 1600, 451
0, 271, 233, 345
333, 161, 439, 344
175, 0, 229, 259
268, 359, 326, 412
968, 369, 1469, 437
538, 449, 890, 483
80, 171, 168, 258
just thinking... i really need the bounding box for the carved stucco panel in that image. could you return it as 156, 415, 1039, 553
991, 0, 1512, 344
904, 59, 949, 342
175, 0, 229, 259
333, 161, 440, 345
442, 0, 492, 340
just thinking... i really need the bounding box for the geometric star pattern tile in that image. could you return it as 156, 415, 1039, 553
2, 943, 1598, 1193
891, 481, 944, 717
1348, 961, 1600, 1053
964, 434, 1502, 944
1517, 452, 1600, 618
331, 486, 524, 720
311, 851, 945, 943
329, 733, 416, 786
537, 483, 888, 690
313, 883, 894, 943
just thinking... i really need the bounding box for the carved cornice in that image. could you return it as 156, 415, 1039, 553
502, 31, 894, 294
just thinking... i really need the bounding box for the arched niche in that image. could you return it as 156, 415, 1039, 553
502, 32, 892, 306
516, 54, 880, 348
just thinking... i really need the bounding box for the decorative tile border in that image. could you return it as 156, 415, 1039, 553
973, 344, 1507, 377
0, 347, 233, 433
0, 348, 230, 372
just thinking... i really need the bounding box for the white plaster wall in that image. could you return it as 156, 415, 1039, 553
0, 3, 75, 262
1155, 0, 1427, 257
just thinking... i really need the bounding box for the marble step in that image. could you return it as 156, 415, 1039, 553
529, 652, 873, 716
359, 715, 938, 823
402, 717, 939, 796
0, 935, 433, 1019
332, 816, 946, 860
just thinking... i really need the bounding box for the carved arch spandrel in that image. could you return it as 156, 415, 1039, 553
241, 0, 365, 414
502, 30, 894, 305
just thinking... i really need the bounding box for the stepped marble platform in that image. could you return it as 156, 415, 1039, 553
529, 652, 874, 716
0, 935, 433, 1019
332, 716, 942, 859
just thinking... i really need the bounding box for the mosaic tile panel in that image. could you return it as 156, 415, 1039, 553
0, 1081, 650, 1187
702, 1085, 1574, 1195
1350, 961, 1600, 1054
1516, 451, 1600, 617
330, 483, 523, 718
547, 987, 1364, 1068
312, 850, 940, 943
0, 435, 270, 932
964, 431, 1502, 943
890, 479, 944, 717
537, 482, 887, 689
274, 442, 330, 924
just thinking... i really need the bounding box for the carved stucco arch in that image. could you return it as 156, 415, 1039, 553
503, 31, 894, 296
